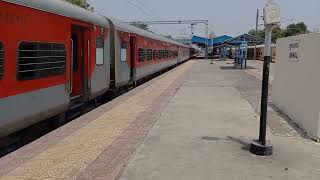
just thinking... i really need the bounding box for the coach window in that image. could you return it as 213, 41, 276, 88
164, 50, 168, 58
18, 42, 66, 81
121, 42, 127, 62
158, 50, 161, 59
96, 38, 104, 65
0, 42, 3, 79
159, 50, 163, 59
146, 49, 153, 61
138, 48, 145, 62
153, 50, 158, 60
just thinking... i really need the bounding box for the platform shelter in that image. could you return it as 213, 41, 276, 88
222, 34, 265, 69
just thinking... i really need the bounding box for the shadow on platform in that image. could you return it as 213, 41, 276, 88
202, 136, 250, 151
219, 66, 256, 70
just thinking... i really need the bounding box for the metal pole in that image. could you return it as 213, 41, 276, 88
205, 24, 208, 57
254, 9, 259, 60
259, 24, 272, 145
250, 0, 278, 156
212, 36, 214, 58
191, 23, 195, 37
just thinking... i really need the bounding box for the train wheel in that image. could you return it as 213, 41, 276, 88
50, 113, 67, 129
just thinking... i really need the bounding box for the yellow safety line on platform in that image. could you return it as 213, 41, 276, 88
1, 61, 194, 180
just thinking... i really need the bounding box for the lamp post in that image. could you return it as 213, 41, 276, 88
254, 9, 259, 61
250, 0, 280, 156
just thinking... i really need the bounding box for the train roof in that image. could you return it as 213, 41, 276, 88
4, 0, 188, 48
106, 17, 189, 48
2, 0, 109, 27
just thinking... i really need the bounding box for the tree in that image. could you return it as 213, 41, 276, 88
164, 35, 174, 40
285, 22, 309, 37
248, 29, 256, 36
248, 22, 310, 43
272, 24, 286, 43
248, 29, 265, 40
65, 0, 94, 11
130, 22, 149, 31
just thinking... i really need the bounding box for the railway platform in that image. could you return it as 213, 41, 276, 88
1, 60, 320, 180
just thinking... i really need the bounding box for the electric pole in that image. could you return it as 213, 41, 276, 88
254, 9, 259, 60
191, 23, 195, 36
250, 0, 280, 156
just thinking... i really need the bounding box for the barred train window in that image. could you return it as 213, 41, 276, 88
138, 48, 145, 62
146, 49, 153, 61
0, 42, 3, 79
164, 50, 168, 58
18, 42, 66, 81
153, 50, 158, 59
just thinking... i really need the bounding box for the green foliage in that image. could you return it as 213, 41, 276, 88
65, 0, 94, 11
248, 22, 309, 43
248, 29, 265, 40
164, 35, 174, 40
285, 22, 309, 37
271, 24, 285, 43
248, 29, 256, 35
130, 22, 149, 31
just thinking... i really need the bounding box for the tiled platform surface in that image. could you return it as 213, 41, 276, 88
0, 61, 195, 180
119, 60, 320, 180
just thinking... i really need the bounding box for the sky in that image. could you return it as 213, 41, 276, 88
89, 0, 320, 38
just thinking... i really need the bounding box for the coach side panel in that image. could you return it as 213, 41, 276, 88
114, 31, 131, 88
135, 37, 179, 80
89, 27, 111, 99
0, 2, 69, 137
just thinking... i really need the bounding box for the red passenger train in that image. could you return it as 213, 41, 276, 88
0, 0, 190, 138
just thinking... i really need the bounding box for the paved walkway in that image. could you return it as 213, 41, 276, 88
1, 60, 319, 180
245, 60, 276, 83
119, 60, 320, 180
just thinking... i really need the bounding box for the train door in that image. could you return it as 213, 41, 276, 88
130, 36, 137, 79
70, 26, 86, 102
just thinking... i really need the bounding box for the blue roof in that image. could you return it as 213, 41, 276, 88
211, 35, 233, 46
192, 35, 232, 46
223, 34, 265, 46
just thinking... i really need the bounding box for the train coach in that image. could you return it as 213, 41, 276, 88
0, 0, 190, 139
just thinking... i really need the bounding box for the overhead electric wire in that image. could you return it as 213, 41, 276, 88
124, 0, 158, 20
132, 0, 164, 20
